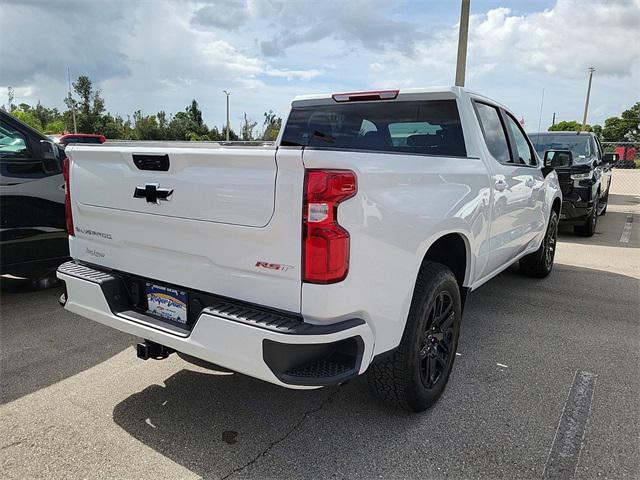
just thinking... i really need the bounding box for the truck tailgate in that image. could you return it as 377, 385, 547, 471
66, 145, 304, 313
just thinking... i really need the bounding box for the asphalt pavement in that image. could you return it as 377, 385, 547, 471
1, 175, 638, 479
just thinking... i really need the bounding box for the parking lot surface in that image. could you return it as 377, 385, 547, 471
1, 172, 639, 479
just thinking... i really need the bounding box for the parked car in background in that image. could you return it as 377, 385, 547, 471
48, 133, 106, 148
58, 87, 562, 412
614, 145, 637, 169
530, 131, 614, 236
1, 111, 68, 281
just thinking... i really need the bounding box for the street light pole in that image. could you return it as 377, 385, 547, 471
455, 0, 471, 87
581, 67, 595, 131
222, 90, 231, 141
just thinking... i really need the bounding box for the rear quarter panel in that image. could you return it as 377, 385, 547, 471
301, 148, 491, 355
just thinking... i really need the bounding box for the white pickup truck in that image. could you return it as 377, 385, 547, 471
58, 87, 561, 412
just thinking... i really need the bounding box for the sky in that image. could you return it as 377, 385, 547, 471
1, 0, 639, 133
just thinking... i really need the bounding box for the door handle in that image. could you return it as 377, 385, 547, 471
525, 176, 535, 187
495, 179, 508, 192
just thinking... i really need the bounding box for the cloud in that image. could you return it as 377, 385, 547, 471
188, 0, 423, 57
191, 0, 250, 31
1, 0, 637, 131
264, 68, 323, 81
467, 1, 640, 78
0, 1, 131, 85
367, 0, 640, 91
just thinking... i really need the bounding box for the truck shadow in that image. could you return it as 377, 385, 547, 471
111, 263, 639, 479
0, 281, 133, 404
557, 194, 638, 249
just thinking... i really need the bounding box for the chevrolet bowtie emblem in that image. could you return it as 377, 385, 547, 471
134, 183, 174, 204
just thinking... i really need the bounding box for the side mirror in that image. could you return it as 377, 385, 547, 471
543, 149, 573, 169
602, 152, 619, 165
40, 139, 62, 174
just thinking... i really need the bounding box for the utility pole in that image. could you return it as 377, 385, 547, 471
455, 0, 471, 87
67, 67, 77, 133
581, 67, 595, 131
223, 90, 231, 141
552, 112, 556, 126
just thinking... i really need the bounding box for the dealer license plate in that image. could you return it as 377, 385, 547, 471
145, 283, 188, 324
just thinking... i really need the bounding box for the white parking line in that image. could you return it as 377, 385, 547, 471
619, 215, 633, 244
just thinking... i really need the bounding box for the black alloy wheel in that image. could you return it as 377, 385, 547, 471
543, 212, 558, 271
419, 291, 455, 389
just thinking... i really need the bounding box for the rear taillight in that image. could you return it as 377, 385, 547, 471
62, 157, 74, 236
303, 170, 357, 284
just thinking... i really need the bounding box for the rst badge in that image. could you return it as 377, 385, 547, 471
255, 261, 294, 272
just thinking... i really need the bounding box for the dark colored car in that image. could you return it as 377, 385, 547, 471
1, 111, 69, 279
48, 133, 106, 148
530, 131, 614, 236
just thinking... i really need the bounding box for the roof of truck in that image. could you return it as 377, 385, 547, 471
528, 131, 594, 136
293, 86, 464, 103
292, 86, 510, 111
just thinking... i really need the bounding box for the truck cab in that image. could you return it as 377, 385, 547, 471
530, 131, 613, 236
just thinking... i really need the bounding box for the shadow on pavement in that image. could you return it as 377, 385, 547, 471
557, 210, 630, 248
112, 263, 639, 479
557, 195, 638, 248
607, 193, 640, 208
0, 279, 134, 404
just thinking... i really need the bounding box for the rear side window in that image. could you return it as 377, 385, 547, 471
473, 102, 510, 163
504, 114, 536, 166
281, 100, 466, 157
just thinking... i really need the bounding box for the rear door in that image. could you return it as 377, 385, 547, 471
473, 102, 541, 276
67, 144, 305, 313
501, 111, 545, 241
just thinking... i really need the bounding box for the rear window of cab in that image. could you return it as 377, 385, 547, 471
281, 99, 466, 157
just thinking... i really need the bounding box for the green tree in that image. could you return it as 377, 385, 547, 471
33, 101, 61, 130
602, 117, 627, 142
167, 111, 194, 140
186, 100, 204, 128
209, 125, 224, 141
262, 110, 282, 140
548, 120, 590, 132
10, 108, 43, 131
602, 102, 640, 142
131, 111, 162, 140
241, 113, 257, 141
166, 101, 213, 140
101, 114, 132, 139
65, 75, 106, 133
44, 119, 65, 134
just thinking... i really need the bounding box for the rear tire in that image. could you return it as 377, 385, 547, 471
367, 263, 461, 412
574, 203, 597, 237
520, 210, 558, 278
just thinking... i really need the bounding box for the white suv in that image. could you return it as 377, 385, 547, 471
58, 87, 561, 411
